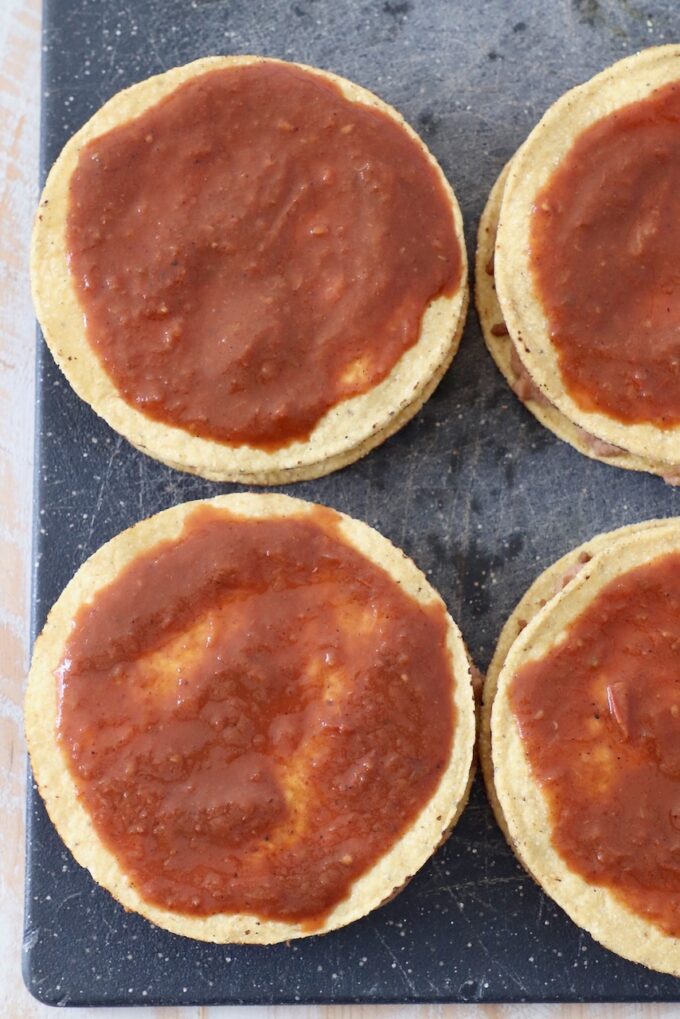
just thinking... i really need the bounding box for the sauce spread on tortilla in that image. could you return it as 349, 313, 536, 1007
56, 504, 455, 925
66, 61, 461, 450
531, 81, 680, 427
511, 550, 680, 936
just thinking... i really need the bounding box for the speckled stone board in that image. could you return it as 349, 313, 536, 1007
25, 0, 680, 1007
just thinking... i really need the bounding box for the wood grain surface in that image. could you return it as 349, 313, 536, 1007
1, 0, 679, 1015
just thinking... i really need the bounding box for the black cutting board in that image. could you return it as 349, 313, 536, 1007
25, 0, 680, 1006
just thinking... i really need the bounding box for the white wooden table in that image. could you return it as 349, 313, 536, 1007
1, 1, 678, 1015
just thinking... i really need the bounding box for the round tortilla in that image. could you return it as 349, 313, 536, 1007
475, 160, 675, 479
491, 45, 680, 473
25, 493, 476, 943
483, 518, 680, 974
31, 56, 468, 484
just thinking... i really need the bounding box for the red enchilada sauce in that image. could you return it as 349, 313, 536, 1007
531, 81, 680, 427
66, 62, 461, 450
511, 551, 680, 936
56, 505, 455, 925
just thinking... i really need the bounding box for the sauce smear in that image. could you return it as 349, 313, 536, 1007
57, 505, 455, 926
511, 551, 680, 936
66, 62, 461, 449
531, 81, 680, 427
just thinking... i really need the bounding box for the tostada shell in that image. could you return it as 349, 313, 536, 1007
31, 56, 468, 484
26, 492, 476, 943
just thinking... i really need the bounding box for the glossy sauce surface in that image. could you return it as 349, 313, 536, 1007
66, 62, 461, 450
511, 551, 680, 936
531, 81, 680, 427
56, 505, 455, 925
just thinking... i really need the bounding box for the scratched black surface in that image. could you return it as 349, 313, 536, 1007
25, 0, 680, 1006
